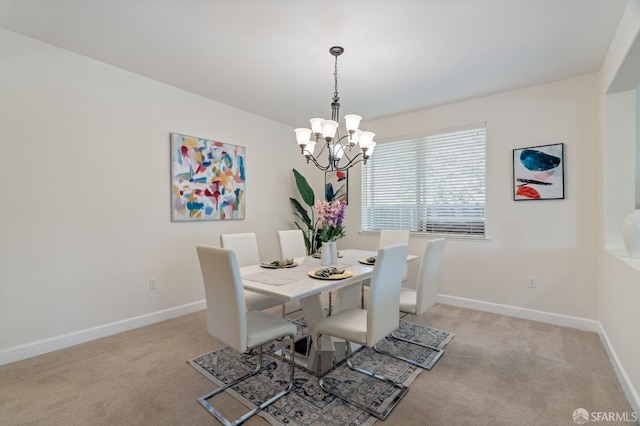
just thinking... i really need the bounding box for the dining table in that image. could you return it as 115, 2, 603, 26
240, 248, 416, 373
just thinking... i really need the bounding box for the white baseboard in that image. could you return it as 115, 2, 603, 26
438, 294, 640, 416
0, 300, 207, 367
597, 324, 640, 416
437, 294, 600, 332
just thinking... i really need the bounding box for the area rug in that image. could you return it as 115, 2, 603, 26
189, 320, 454, 425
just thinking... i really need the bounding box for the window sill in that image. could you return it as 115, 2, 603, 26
606, 248, 640, 271
358, 230, 490, 242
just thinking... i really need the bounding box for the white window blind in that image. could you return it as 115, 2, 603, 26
361, 125, 486, 236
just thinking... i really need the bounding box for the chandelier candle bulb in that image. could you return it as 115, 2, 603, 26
331, 144, 345, 159
310, 118, 324, 135
367, 142, 376, 157
358, 131, 375, 150
303, 141, 316, 156
348, 130, 359, 145
344, 114, 362, 132
295, 128, 312, 145
321, 120, 339, 140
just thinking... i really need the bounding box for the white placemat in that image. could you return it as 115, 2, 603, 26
242, 271, 299, 286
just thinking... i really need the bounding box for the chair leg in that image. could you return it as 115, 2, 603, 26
198, 333, 296, 426
373, 331, 444, 370
316, 332, 408, 420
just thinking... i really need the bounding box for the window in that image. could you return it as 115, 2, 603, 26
361, 125, 486, 237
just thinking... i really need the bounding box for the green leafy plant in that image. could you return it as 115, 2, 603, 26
290, 168, 347, 254
290, 169, 320, 254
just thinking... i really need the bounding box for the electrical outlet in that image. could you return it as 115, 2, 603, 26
149, 279, 157, 290
528, 276, 537, 288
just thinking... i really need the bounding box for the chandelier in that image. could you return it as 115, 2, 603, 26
295, 46, 376, 172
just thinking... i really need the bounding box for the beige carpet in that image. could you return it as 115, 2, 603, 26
0, 303, 634, 425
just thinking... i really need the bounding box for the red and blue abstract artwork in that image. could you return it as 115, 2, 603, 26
513, 143, 564, 201
171, 133, 246, 221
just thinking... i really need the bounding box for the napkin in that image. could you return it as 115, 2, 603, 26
265, 259, 294, 267
314, 267, 345, 278
366, 256, 376, 264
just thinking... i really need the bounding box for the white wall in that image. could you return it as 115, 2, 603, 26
1, 8, 638, 410
599, 0, 640, 413
0, 29, 306, 363
340, 74, 601, 322
636, 88, 640, 209
604, 90, 637, 248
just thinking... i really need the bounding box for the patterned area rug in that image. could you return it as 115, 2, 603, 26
189, 320, 454, 425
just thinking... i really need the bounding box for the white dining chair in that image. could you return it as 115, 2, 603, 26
220, 233, 285, 313
315, 244, 410, 419
196, 246, 296, 426
399, 238, 446, 316
361, 229, 410, 308
374, 238, 447, 369
277, 229, 307, 261
276, 229, 307, 318
220, 232, 260, 267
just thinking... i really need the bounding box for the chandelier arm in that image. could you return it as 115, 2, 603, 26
338, 144, 355, 163
314, 138, 328, 158
305, 148, 367, 172
341, 152, 353, 163
337, 152, 368, 171
304, 154, 332, 172
332, 155, 367, 172
337, 134, 356, 147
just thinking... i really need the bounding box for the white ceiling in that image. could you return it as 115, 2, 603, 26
0, 0, 629, 127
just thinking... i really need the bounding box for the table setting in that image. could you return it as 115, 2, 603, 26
307, 266, 353, 280
259, 258, 298, 269
358, 255, 376, 265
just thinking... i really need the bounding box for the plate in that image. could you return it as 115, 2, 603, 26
358, 258, 375, 265
308, 269, 354, 280
260, 261, 298, 269
312, 252, 344, 259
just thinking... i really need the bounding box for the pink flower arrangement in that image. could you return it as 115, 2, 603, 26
314, 200, 347, 242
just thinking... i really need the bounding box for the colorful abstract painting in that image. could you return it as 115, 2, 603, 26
513, 143, 564, 201
171, 133, 246, 221
325, 170, 348, 204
